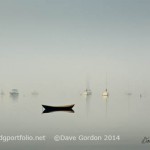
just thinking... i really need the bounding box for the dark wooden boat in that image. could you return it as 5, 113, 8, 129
42, 104, 75, 113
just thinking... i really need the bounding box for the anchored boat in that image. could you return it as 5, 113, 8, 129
102, 73, 109, 97
102, 88, 109, 97
82, 89, 92, 96
42, 104, 75, 113
10, 89, 19, 96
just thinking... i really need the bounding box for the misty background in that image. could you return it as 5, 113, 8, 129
0, 0, 150, 96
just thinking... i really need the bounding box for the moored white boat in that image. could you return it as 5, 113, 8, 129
82, 89, 92, 95
10, 89, 19, 95
102, 89, 109, 97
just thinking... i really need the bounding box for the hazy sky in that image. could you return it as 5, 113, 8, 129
0, 0, 150, 93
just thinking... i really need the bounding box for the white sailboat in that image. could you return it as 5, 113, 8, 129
10, 89, 19, 95
102, 73, 109, 97
102, 88, 109, 97
82, 88, 92, 95
82, 78, 92, 96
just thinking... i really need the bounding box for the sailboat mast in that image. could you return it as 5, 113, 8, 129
105, 72, 108, 90
86, 74, 90, 90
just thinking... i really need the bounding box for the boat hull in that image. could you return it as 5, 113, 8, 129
83, 92, 92, 95
102, 93, 109, 96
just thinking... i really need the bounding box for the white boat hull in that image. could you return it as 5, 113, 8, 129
102, 91, 109, 97
82, 92, 92, 95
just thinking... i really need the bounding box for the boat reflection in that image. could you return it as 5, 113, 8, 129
10, 94, 19, 102
102, 95, 109, 117
42, 109, 74, 114
83, 95, 91, 116
102, 95, 109, 100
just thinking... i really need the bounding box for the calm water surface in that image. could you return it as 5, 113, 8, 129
0, 91, 150, 150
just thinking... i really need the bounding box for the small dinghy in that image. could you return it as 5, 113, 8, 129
42, 104, 75, 113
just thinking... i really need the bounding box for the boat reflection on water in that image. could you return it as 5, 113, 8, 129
0, 90, 5, 101
42, 104, 75, 114
10, 94, 19, 102
102, 95, 109, 117
42, 109, 74, 114
0, 90, 5, 96
31, 91, 39, 97
83, 95, 91, 116
102, 95, 109, 100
